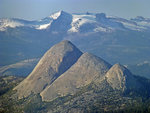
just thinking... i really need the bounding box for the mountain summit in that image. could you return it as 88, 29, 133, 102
49, 11, 67, 20
48, 11, 72, 32
14, 40, 82, 99
105, 63, 139, 91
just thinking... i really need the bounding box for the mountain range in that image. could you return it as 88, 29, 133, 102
0, 11, 150, 78
1, 11, 150, 32
11, 40, 150, 113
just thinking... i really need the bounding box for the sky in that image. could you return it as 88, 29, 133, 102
0, 0, 150, 20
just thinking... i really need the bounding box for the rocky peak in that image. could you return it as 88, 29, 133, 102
49, 11, 69, 19
49, 11, 72, 32
105, 63, 139, 91
14, 40, 82, 99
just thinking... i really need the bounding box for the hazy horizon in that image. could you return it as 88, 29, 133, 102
0, 0, 150, 20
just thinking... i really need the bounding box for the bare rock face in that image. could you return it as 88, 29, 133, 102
40, 52, 111, 101
14, 40, 82, 99
105, 63, 140, 91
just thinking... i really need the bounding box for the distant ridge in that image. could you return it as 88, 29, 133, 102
1, 10, 150, 68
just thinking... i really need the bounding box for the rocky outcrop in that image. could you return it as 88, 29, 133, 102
40, 52, 111, 101
105, 63, 140, 91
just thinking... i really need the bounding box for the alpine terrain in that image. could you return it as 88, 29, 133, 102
2, 40, 148, 113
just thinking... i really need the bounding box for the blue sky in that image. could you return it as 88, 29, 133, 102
0, 0, 150, 20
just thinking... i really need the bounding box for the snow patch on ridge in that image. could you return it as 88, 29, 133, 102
94, 27, 108, 32
49, 11, 62, 20
36, 23, 51, 30
36, 11, 64, 30
0, 19, 24, 31
68, 14, 96, 33
121, 21, 146, 31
